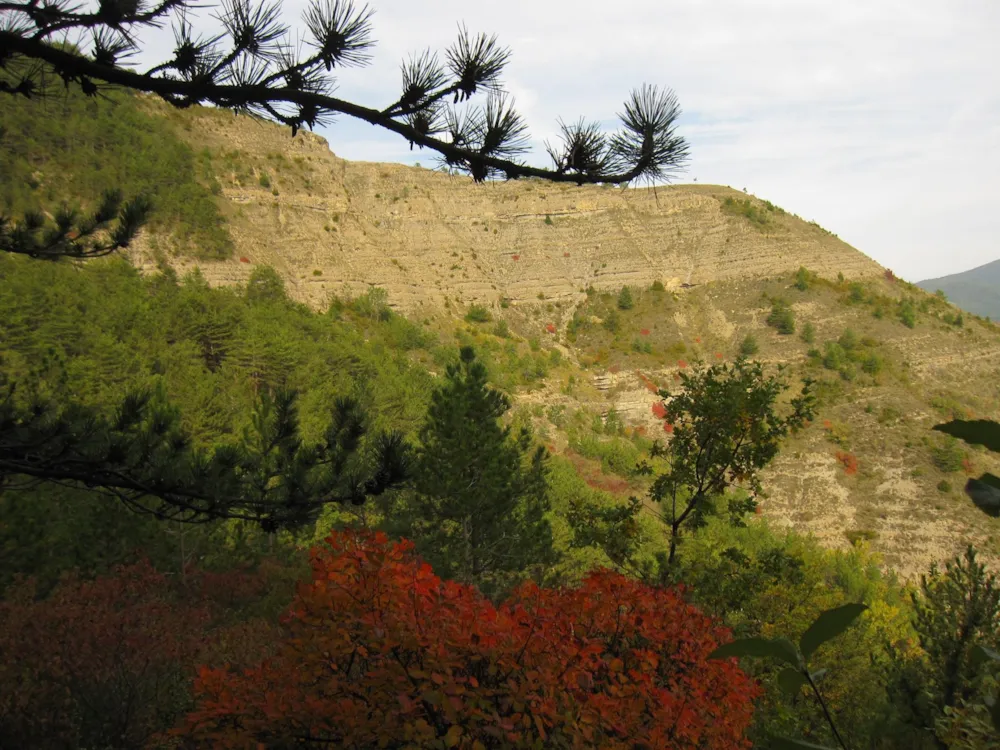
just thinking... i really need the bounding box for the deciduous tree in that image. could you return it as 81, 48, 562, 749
652, 359, 814, 565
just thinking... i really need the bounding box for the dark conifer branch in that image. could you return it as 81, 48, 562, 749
0, 0, 689, 184
0, 189, 152, 259
0, 383, 411, 529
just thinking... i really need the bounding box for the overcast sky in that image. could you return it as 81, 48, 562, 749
145, 0, 1000, 281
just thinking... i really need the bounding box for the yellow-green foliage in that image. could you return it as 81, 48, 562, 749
680, 519, 916, 748
0, 89, 232, 259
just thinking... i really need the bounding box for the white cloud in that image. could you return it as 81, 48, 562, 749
129, 0, 1000, 280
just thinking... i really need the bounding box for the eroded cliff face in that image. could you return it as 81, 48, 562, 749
131, 103, 884, 312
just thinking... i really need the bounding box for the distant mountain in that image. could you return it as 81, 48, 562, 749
918, 260, 1000, 319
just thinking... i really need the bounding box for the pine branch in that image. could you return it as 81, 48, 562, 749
0, 381, 411, 529
0, 0, 689, 184
0, 190, 152, 260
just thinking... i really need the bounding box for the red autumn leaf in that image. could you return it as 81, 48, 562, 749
239, 256, 251, 263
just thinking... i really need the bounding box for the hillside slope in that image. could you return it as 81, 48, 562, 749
918, 259, 1000, 318
7, 92, 1000, 579
127, 100, 885, 312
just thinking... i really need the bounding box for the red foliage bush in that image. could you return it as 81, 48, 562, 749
609, 364, 621, 374
640, 328, 651, 336
884, 269, 896, 283
0, 561, 286, 748
637, 371, 659, 393
0, 561, 213, 748
545, 323, 556, 334
663, 422, 675, 434
181, 531, 758, 749
714, 352, 723, 359
239, 256, 250, 263
694, 337, 701, 344
836, 451, 859, 476
564, 251, 571, 257
511, 254, 520, 261
651, 401, 668, 419
963, 457, 976, 475
677, 359, 688, 369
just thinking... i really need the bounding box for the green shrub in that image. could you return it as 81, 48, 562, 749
631, 339, 652, 354
258, 172, 271, 188
848, 282, 866, 303
937, 480, 952, 493
720, 196, 771, 227
931, 437, 965, 473
794, 266, 812, 291
822, 342, 847, 370
766, 299, 795, 334
739, 333, 759, 357
602, 310, 621, 334
800, 321, 816, 344
861, 352, 884, 375
838, 328, 859, 352
492, 320, 510, 338
544, 214, 553, 225
617, 286, 634, 310
898, 299, 917, 328
312, 269, 322, 276
465, 304, 492, 323
650, 280, 665, 292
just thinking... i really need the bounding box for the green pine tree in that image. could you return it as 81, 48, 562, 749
906, 546, 1000, 734
408, 346, 554, 595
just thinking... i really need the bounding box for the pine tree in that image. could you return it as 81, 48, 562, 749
408, 346, 554, 595
908, 546, 1000, 729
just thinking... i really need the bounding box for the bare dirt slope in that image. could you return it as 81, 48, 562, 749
131, 102, 883, 313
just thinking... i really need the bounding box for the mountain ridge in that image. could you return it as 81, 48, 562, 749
128, 100, 886, 314
918, 259, 1000, 319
